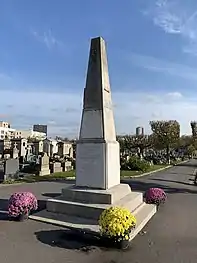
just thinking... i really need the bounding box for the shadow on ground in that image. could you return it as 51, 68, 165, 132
20, 179, 75, 184
42, 193, 61, 198
121, 179, 197, 194
168, 172, 194, 175
176, 162, 197, 168
35, 229, 132, 253
150, 178, 194, 187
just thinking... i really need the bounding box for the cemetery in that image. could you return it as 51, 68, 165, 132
0, 36, 196, 261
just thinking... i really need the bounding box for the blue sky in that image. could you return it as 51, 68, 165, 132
1, 0, 197, 137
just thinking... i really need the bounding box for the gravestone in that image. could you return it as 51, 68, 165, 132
26, 145, 33, 162
50, 162, 62, 173
0, 161, 4, 182
61, 161, 72, 172
64, 161, 73, 171
44, 37, 156, 239
0, 159, 19, 182
39, 153, 50, 176
13, 143, 19, 159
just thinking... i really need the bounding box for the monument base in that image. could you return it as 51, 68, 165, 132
30, 183, 156, 241
76, 141, 120, 189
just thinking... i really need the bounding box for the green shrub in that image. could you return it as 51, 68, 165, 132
122, 156, 150, 172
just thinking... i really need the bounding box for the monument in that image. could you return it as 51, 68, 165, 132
31, 37, 156, 240
76, 36, 120, 189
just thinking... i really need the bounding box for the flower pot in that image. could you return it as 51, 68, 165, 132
101, 237, 130, 250
116, 240, 130, 250
16, 212, 29, 222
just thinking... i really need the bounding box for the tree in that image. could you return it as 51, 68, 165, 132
129, 135, 152, 158
150, 120, 180, 163
178, 135, 197, 156
118, 134, 152, 158
187, 145, 196, 156
116, 136, 126, 156
191, 121, 197, 137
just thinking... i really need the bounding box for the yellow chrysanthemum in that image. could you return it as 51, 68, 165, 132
98, 206, 137, 240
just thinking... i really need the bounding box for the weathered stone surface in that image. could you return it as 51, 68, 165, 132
78, 37, 116, 141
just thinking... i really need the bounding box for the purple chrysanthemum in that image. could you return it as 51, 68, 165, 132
145, 188, 167, 205
8, 192, 38, 217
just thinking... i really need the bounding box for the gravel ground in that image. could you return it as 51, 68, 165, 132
0, 160, 197, 263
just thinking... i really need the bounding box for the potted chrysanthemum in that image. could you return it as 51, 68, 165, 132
8, 192, 38, 221
145, 188, 167, 209
98, 206, 136, 250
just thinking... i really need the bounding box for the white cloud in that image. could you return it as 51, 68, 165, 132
144, 0, 197, 56
0, 89, 195, 138
166, 91, 182, 99
127, 53, 197, 80
32, 29, 66, 51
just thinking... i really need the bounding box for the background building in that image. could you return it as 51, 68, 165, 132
0, 121, 11, 128
136, 126, 144, 136
0, 121, 15, 139
14, 129, 46, 140
191, 121, 197, 137
33, 124, 47, 136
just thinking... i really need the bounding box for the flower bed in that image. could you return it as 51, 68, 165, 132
8, 192, 38, 220
98, 206, 136, 249
145, 188, 167, 206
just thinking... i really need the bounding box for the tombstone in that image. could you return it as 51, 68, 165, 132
13, 142, 19, 159
61, 161, 70, 172
0, 161, 4, 182
50, 162, 62, 173
46, 37, 156, 236
69, 146, 74, 158
64, 161, 73, 171
39, 153, 50, 176
0, 159, 19, 182
26, 145, 33, 162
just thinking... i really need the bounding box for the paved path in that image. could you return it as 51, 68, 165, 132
0, 160, 197, 263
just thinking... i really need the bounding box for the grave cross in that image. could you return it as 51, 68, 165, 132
14, 142, 17, 149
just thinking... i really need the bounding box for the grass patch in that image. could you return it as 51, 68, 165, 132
1, 170, 76, 184
120, 164, 169, 178
1, 164, 172, 185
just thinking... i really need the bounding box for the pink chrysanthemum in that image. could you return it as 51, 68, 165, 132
145, 188, 167, 205
8, 192, 38, 217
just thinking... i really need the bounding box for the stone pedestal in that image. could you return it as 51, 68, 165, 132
76, 142, 120, 189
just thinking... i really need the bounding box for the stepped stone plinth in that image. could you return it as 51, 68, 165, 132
30, 37, 156, 240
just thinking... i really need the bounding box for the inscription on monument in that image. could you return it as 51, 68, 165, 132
77, 143, 103, 165
76, 143, 105, 188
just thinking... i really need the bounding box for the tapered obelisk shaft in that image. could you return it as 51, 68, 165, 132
79, 37, 116, 142
76, 37, 120, 189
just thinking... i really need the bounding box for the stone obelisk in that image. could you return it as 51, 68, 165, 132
76, 37, 120, 189
45, 37, 156, 238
